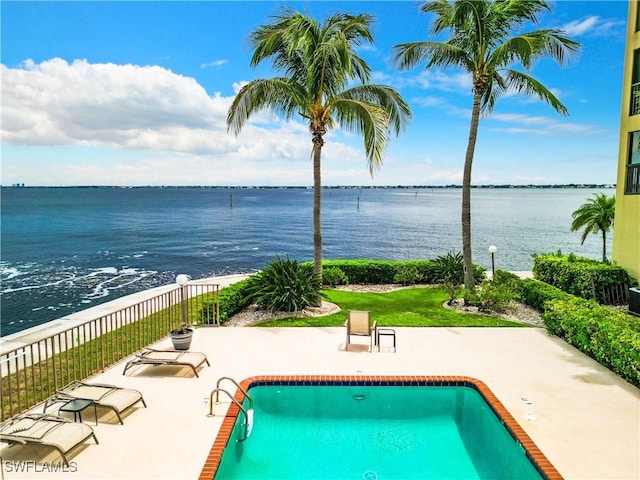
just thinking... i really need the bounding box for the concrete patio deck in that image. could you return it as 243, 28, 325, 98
1, 325, 638, 479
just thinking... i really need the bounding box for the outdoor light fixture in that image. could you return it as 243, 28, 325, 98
488, 245, 497, 278
176, 274, 189, 323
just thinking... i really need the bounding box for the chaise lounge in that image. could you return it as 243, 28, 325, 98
44, 381, 146, 425
0, 413, 98, 466
122, 348, 210, 378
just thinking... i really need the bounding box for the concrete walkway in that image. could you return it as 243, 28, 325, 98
1, 326, 638, 480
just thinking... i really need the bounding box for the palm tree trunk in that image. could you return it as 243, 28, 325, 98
313, 142, 323, 279
462, 90, 483, 290
602, 229, 607, 263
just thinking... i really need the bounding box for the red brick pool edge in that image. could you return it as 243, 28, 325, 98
198, 375, 562, 480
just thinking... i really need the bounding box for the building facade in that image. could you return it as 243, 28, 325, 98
613, 0, 640, 281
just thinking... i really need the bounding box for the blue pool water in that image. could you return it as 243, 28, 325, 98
214, 385, 543, 479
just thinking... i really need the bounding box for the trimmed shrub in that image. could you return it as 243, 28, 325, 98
394, 264, 421, 285
319, 258, 483, 286
321, 260, 399, 284
519, 279, 572, 312
199, 277, 254, 325
532, 253, 637, 304
398, 260, 438, 283
322, 267, 349, 287
542, 297, 640, 388
476, 280, 513, 313
492, 270, 524, 298
248, 257, 321, 312
322, 260, 431, 285
463, 287, 480, 307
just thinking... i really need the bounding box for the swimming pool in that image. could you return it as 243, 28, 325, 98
200, 376, 560, 480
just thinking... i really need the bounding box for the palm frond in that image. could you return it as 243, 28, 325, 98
420, 0, 455, 35
480, 73, 508, 113
331, 84, 411, 172
336, 84, 412, 134
502, 69, 568, 115
534, 29, 582, 67
393, 41, 470, 71
331, 97, 389, 174
227, 78, 307, 135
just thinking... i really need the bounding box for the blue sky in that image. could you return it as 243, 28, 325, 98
0, 1, 629, 186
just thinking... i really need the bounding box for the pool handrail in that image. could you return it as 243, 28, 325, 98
207, 387, 251, 442
214, 376, 254, 410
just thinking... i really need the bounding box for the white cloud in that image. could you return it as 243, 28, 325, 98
1, 58, 400, 186
1, 58, 230, 148
0, 58, 327, 159
488, 112, 601, 136
411, 96, 445, 108
559, 15, 625, 37
373, 69, 472, 94
200, 59, 228, 68
560, 16, 600, 36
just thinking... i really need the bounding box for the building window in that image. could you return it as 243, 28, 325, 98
636, 0, 640, 32
626, 131, 640, 194
631, 50, 640, 115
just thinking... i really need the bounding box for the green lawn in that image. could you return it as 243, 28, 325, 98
258, 286, 525, 327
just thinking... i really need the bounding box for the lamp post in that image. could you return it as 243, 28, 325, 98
176, 274, 189, 324
488, 245, 497, 278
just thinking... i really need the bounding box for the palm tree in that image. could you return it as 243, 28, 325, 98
393, 0, 580, 289
227, 8, 412, 282
570, 193, 615, 263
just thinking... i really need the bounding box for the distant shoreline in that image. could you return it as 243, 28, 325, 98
1, 184, 616, 190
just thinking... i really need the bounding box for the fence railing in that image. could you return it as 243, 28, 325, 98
625, 163, 640, 194
1, 283, 219, 421
595, 282, 630, 306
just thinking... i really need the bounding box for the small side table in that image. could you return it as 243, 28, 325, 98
59, 398, 98, 425
377, 328, 396, 352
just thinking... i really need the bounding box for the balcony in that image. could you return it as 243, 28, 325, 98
626, 162, 640, 194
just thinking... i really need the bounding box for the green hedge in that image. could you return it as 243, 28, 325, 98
321, 259, 411, 284
199, 277, 255, 325
532, 253, 637, 304
320, 259, 485, 285
493, 271, 640, 388
519, 278, 573, 311
542, 298, 640, 388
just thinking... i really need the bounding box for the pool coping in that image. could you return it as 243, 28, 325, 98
198, 375, 562, 480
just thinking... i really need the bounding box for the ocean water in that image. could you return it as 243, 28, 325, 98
0, 186, 614, 336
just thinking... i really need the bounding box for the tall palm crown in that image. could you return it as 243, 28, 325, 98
571, 193, 615, 263
393, 0, 580, 288
228, 8, 411, 279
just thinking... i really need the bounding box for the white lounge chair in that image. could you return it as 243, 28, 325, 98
122, 348, 210, 377
0, 413, 98, 466
44, 381, 146, 425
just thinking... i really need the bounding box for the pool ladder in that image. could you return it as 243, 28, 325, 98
208, 377, 254, 442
